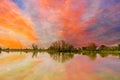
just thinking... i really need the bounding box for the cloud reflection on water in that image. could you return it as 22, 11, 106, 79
0, 52, 119, 80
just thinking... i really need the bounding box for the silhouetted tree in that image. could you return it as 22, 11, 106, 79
118, 44, 120, 50
0, 47, 1, 50
48, 40, 74, 52
0, 47, 1, 53
87, 43, 97, 51
82, 47, 87, 50
111, 46, 119, 51
99, 45, 108, 50
32, 44, 38, 50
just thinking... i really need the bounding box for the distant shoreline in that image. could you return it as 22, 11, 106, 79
0, 48, 120, 54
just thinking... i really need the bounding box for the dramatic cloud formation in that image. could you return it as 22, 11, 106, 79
0, 0, 120, 48
0, 0, 38, 48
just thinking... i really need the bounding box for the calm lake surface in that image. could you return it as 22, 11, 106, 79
0, 52, 120, 80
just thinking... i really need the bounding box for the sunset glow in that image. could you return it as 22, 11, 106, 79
0, 0, 120, 48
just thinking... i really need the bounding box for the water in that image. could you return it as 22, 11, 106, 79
0, 52, 120, 80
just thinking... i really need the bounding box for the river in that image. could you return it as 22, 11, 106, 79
0, 52, 120, 80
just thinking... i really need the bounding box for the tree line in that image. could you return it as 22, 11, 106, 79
48, 40, 120, 52
0, 40, 120, 52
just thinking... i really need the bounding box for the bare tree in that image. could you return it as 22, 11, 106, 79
49, 40, 74, 52
118, 44, 120, 50
99, 45, 108, 50
32, 44, 38, 50
87, 43, 97, 51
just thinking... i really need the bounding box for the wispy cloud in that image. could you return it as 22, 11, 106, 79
0, 0, 120, 48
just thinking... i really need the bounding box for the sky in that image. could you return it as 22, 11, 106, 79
0, 0, 120, 48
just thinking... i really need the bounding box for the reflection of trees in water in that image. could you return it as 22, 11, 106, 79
82, 52, 120, 60
117, 54, 120, 59
49, 52, 74, 63
82, 52, 97, 60
0, 50, 120, 61
24, 52, 120, 60
99, 52, 120, 59
20, 51, 39, 58
111, 53, 120, 59
32, 51, 39, 58
99, 53, 109, 58
22, 51, 120, 61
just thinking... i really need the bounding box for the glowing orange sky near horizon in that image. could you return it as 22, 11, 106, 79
0, 0, 120, 48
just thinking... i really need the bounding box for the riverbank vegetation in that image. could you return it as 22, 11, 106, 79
0, 40, 120, 53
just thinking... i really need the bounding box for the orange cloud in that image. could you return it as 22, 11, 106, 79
0, 36, 24, 48
0, 0, 38, 48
